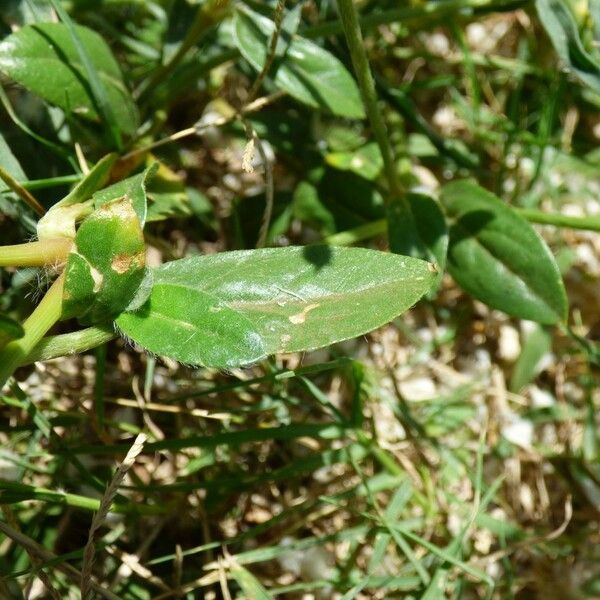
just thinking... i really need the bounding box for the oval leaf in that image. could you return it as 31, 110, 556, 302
442, 181, 568, 324
62, 196, 146, 323
233, 6, 365, 119
118, 246, 435, 366
0, 23, 139, 134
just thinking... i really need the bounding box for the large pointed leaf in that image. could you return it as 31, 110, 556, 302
116, 246, 435, 367
0, 23, 139, 134
233, 6, 364, 119
442, 181, 568, 324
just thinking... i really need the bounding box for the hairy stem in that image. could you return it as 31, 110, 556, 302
22, 326, 116, 366
0, 239, 72, 267
0, 273, 65, 388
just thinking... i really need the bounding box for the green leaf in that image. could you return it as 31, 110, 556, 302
536, 0, 600, 92
62, 196, 146, 323
325, 142, 383, 180
233, 6, 365, 119
145, 163, 190, 223
293, 180, 336, 235
116, 246, 435, 368
0, 23, 139, 134
387, 193, 448, 286
57, 154, 117, 209
93, 162, 158, 226
229, 563, 274, 600
115, 284, 266, 368
442, 181, 568, 324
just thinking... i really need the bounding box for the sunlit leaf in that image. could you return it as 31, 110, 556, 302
116, 246, 435, 367
233, 5, 365, 119
0, 23, 139, 134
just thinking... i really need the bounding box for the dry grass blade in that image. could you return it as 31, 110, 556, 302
0, 165, 45, 216
80, 433, 147, 600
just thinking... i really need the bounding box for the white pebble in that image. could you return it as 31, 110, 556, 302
498, 325, 521, 362
502, 416, 533, 449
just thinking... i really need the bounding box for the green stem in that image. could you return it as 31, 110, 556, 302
326, 207, 600, 247
0, 273, 65, 388
0, 240, 72, 268
21, 326, 116, 366
0, 482, 162, 515
325, 219, 386, 246
21, 174, 81, 191
515, 208, 600, 232
336, 0, 402, 200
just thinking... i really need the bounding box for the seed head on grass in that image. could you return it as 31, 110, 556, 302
80, 433, 147, 600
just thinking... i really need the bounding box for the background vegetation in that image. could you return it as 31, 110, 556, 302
1, 0, 600, 598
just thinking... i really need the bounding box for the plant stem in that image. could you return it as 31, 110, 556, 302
0, 273, 65, 388
326, 207, 600, 247
515, 208, 600, 232
0, 239, 72, 267
21, 326, 116, 366
336, 0, 403, 200
21, 174, 81, 191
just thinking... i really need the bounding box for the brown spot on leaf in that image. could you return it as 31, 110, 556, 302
111, 250, 145, 274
